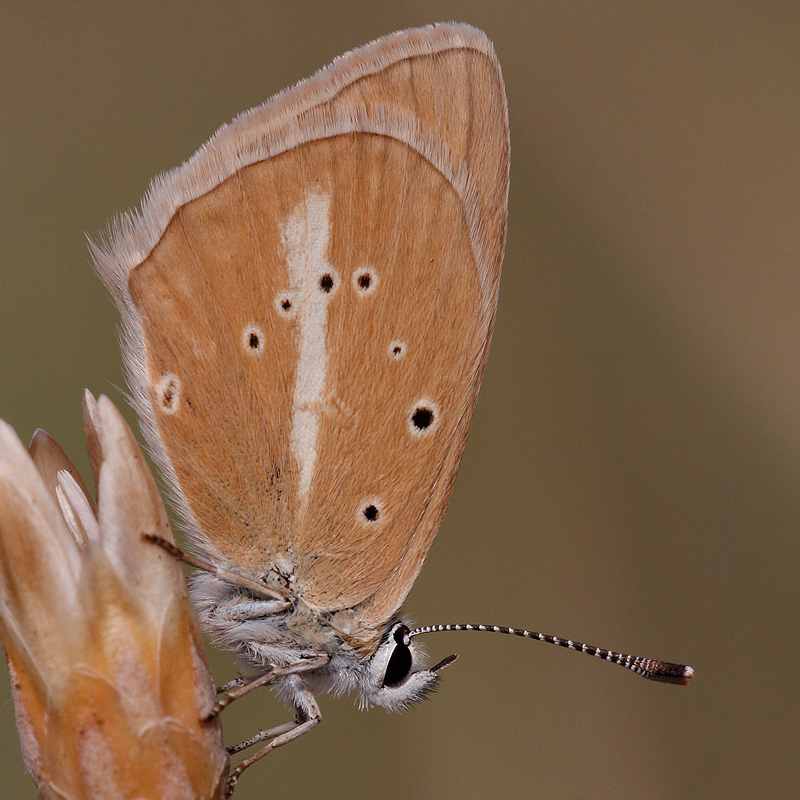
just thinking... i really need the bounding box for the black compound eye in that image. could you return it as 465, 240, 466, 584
383, 635, 413, 688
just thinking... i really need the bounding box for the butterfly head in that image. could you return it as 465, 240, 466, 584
357, 622, 457, 711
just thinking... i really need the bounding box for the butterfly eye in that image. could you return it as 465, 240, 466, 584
383, 637, 413, 688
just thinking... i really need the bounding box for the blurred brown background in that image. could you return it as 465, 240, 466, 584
1, 2, 798, 798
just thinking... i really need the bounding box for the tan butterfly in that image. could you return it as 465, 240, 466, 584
92, 22, 691, 792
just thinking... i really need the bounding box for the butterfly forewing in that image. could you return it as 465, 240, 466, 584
96, 23, 508, 632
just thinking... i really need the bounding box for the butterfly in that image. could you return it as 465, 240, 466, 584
91, 22, 690, 793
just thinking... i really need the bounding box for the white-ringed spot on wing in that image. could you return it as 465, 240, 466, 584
242, 324, 265, 356
408, 399, 438, 436
358, 498, 385, 525
353, 267, 377, 296
389, 340, 406, 360
155, 373, 181, 415
275, 292, 296, 318
317, 268, 339, 296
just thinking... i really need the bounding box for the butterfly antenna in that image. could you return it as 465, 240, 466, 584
409, 624, 694, 685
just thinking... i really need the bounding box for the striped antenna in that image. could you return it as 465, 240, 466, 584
409, 624, 694, 685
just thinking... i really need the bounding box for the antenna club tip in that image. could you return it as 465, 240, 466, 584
672, 663, 695, 684
650, 663, 695, 685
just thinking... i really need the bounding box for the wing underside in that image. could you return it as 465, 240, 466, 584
92, 23, 509, 629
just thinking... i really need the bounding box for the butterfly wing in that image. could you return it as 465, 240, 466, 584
92, 23, 508, 633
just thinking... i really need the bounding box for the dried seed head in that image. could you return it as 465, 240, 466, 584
0, 393, 228, 798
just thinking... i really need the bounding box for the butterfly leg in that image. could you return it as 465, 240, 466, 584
142, 533, 290, 606
208, 654, 329, 719
225, 674, 320, 796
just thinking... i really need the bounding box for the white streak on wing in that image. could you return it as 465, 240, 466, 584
283, 192, 333, 502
